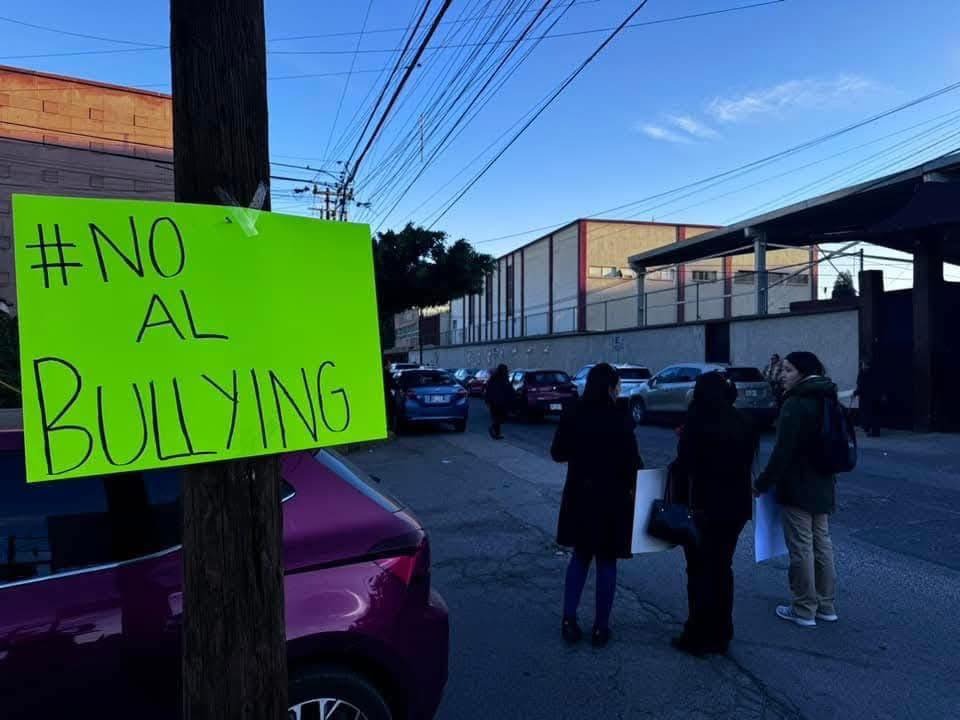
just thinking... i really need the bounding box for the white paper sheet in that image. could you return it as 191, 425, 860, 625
754, 492, 788, 562
631, 468, 676, 554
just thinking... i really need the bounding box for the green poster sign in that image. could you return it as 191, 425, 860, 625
13, 194, 386, 482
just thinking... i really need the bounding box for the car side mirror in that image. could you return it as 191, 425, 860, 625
648, 378, 657, 388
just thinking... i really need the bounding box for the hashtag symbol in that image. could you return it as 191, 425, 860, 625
25, 223, 83, 289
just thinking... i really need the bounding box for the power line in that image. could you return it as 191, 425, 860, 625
467, 77, 960, 247
427, 0, 652, 228
359, 0, 555, 205
270, 0, 602, 42
342, 0, 457, 208
270, 0, 786, 56
320, 0, 374, 168
0, 1, 782, 61
367, 0, 575, 225
0, 14, 164, 47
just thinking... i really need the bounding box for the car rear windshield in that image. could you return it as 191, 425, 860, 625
618, 368, 652, 380
726, 367, 765, 383
315, 451, 401, 513
529, 372, 570, 385
400, 371, 456, 388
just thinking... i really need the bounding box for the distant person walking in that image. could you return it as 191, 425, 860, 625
485, 364, 512, 440
551, 364, 642, 648
755, 351, 839, 628
855, 358, 880, 437
669, 372, 758, 656
764, 353, 785, 406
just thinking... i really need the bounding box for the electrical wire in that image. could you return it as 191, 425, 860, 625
425, 0, 652, 228
342, 0, 457, 204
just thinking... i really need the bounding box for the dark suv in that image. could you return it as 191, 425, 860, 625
510, 369, 577, 419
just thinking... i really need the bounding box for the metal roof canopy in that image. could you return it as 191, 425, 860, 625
628, 154, 960, 269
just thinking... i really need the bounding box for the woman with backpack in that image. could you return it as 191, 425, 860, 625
670, 371, 758, 656
755, 351, 839, 628
551, 363, 642, 648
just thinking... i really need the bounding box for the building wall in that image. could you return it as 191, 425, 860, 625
522, 236, 550, 336
552, 223, 579, 333
0, 66, 173, 305
424, 308, 860, 393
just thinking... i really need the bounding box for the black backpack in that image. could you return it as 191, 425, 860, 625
813, 396, 858, 474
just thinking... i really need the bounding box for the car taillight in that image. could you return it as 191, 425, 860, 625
405, 389, 418, 399
456, 387, 468, 397
375, 536, 431, 599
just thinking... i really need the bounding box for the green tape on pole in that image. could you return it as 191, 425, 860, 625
13, 194, 386, 482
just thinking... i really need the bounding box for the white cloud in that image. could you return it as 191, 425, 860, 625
667, 114, 720, 140
638, 124, 693, 144
707, 74, 874, 123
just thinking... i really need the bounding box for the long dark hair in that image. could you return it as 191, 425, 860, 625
582, 363, 619, 407
689, 371, 737, 417
492, 363, 508, 381
785, 351, 825, 378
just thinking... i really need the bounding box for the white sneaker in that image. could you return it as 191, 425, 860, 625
776, 605, 816, 627
816, 610, 839, 622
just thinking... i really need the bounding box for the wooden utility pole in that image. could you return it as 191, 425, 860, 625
169, 2, 288, 719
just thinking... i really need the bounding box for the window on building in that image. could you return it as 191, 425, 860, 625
485, 276, 493, 320
691, 270, 718, 283
620, 267, 638, 279
506, 262, 515, 317
588, 266, 623, 279
734, 270, 755, 285
787, 273, 809, 286
649, 269, 676, 282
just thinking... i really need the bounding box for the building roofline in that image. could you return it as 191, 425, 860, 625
487, 218, 715, 264
0, 64, 171, 100
628, 153, 960, 268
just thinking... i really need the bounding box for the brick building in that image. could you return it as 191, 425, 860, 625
0, 65, 174, 307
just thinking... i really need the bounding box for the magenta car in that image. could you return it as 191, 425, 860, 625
0, 429, 448, 720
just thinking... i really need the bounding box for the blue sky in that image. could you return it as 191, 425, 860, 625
2, 0, 959, 287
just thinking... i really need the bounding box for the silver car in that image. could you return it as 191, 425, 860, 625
572, 363, 653, 400
628, 363, 778, 426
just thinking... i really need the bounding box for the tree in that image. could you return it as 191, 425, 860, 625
832, 271, 857, 299
0, 309, 20, 408
373, 223, 494, 349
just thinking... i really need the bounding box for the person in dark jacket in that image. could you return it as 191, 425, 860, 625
552, 363, 642, 648
485, 364, 512, 440
669, 371, 757, 656
755, 351, 839, 628
854, 358, 880, 437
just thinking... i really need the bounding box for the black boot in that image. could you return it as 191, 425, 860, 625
591, 626, 611, 648
561, 618, 582, 645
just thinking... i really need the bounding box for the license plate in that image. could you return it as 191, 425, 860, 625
426, 395, 448, 404
745, 390, 759, 398
550, 403, 562, 411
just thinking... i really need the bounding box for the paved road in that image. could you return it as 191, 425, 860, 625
352, 400, 960, 720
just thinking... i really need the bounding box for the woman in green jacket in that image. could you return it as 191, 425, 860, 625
755, 351, 839, 628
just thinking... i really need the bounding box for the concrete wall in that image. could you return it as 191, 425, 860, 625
730, 310, 859, 391
552, 223, 579, 333
425, 308, 859, 393
426, 323, 705, 378
0, 66, 173, 305
522, 236, 549, 336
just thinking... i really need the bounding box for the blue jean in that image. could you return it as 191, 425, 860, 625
563, 548, 617, 630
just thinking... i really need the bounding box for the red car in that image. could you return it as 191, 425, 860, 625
466, 368, 491, 397
509, 369, 578, 419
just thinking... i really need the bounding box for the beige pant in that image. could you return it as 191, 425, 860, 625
781, 506, 837, 619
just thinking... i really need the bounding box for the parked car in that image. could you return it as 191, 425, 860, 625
572, 363, 652, 399
509, 369, 578, 419
627, 363, 778, 427
466, 368, 491, 397
452, 368, 480, 388
0, 429, 448, 720
392, 369, 469, 433
389, 362, 420, 373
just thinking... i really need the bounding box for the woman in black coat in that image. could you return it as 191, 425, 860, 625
552, 363, 642, 647
485, 364, 512, 440
670, 371, 757, 656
